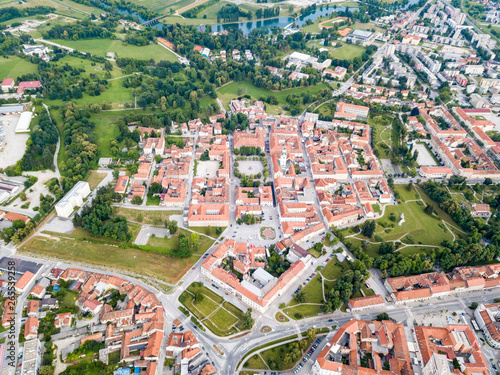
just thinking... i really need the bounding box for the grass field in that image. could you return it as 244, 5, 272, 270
244, 355, 267, 370
20, 235, 198, 282
0, 56, 38, 79
344, 184, 463, 257
179, 283, 246, 336
368, 114, 393, 159
86, 171, 107, 189
329, 44, 365, 60
216, 81, 330, 115
284, 259, 348, 320
148, 228, 215, 254
46, 38, 178, 61
0, 0, 100, 20
112, 207, 182, 225
46, 74, 134, 109
258, 337, 314, 371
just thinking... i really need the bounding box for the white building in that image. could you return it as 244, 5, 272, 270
21, 339, 42, 375
55, 181, 91, 218
474, 302, 500, 349
422, 353, 451, 375
15, 112, 33, 133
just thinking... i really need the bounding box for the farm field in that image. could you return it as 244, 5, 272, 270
0, 0, 101, 20
0, 56, 38, 79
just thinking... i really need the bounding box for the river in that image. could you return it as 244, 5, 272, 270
202, 6, 358, 35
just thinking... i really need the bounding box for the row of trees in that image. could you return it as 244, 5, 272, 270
21, 110, 58, 171
43, 20, 114, 40
0, 6, 54, 23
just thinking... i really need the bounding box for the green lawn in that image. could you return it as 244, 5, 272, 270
394, 183, 421, 202
345, 185, 458, 257
46, 77, 135, 109
259, 338, 314, 371
179, 283, 246, 336
329, 44, 366, 60
148, 228, 215, 254
216, 81, 330, 115
368, 114, 393, 159
244, 354, 267, 370
285, 259, 347, 319
45, 38, 178, 61
0, 56, 38, 79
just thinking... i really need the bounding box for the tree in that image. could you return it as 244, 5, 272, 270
194, 292, 204, 304
361, 220, 376, 238
306, 327, 316, 340
424, 204, 434, 215
485, 178, 493, 186
167, 220, 178, 235
313, 242, 323, 253
376, 313, 392, 321
131, 196, 142, 205
242, 309, 254, 330
39, 366, 54, 375
191, 232, 199, 247
294, 290, 306, 303
470, 302, 478, 310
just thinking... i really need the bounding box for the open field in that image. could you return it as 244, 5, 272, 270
0, 0, 101, 20
179, 283, 246, 336
20, 236, 196, 282
319, 16, 350, 29
344, 184, 464, 257
112, 207, 182, 225
86, 171, 107, 189
46, 76, 134, 109
147, 228, 215, 254
0, 56, 38, 79
46, 38, 178, 61
284, 259, 349, 320
368, 114, 393, 159
216, 81, 329, 115
329, 43, 365, 60
129, 0, 196, 12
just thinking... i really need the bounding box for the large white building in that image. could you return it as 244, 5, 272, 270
15, 111, 33, 133
21, 339, 42, 375
55, 181, 91, 218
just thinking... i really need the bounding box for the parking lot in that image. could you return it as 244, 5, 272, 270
413, 142, 438, 167
0, 114, 29, 169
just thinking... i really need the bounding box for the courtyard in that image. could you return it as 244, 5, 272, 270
237, 160, 264, 177
196, 160, 219, 178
